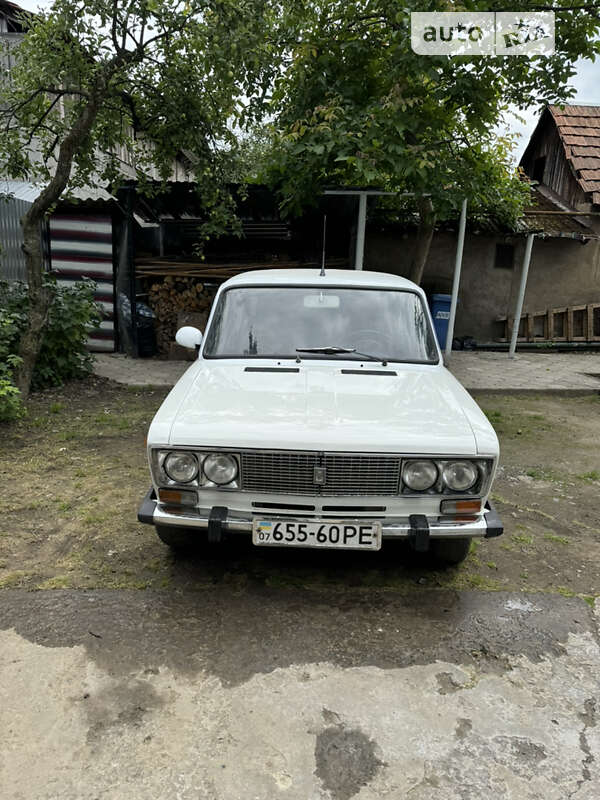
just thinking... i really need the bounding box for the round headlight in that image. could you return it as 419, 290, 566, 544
403, 460, 438, 491
442, 461, 478, 492
203, 453, 238, 485
164, 451, 198, 483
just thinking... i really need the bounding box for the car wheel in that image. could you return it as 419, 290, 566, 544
431, 537, 472, 565
155, 525, 200, 551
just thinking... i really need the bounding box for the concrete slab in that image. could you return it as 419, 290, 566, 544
93, 353, 192, 387
93, 351, 600, 394
1, 589, 598, 799
448, 351, 600, 395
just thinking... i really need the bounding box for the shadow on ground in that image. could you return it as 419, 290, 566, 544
0, 587, 594, 686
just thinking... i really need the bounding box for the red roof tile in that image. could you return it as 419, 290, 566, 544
549, 105, 600, 206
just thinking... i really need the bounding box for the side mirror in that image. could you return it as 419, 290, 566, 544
176, 326, 203, 350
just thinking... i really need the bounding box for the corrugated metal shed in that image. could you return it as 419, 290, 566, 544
0, 192, 29, 280
0, 179, 115, 204
0, 181, 116, 280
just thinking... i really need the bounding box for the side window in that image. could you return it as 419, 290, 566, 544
494, 243, 514, 270
532, 155, 546, 183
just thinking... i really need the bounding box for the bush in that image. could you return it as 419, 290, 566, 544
0, 355, 24, 422
0, 277, 101, 419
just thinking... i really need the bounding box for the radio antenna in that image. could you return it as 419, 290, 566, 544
320, 214, 327, 277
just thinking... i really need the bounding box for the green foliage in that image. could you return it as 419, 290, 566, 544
263, 1, 600, 223
0, 355, 25, 422
0, 296, 26, 421
0, 278, 101, 396
0, 0, 277, 237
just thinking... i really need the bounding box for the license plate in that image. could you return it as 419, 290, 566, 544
252, 519, 382, 551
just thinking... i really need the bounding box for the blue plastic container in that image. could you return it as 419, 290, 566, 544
430, 293, 452, 349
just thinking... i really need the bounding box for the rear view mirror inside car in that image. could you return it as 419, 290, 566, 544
303, 293, 340, 308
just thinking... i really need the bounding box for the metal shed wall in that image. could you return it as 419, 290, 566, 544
49, 214, 115, 352
0, 196, 28, 281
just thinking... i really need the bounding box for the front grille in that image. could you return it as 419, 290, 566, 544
241, 451, 318, 495
323, 454, 401, 496
240, 451, 401, 496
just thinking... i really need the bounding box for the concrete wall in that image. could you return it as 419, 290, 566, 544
364, 229, 600, 342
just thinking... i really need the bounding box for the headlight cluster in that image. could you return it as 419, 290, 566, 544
154, 450, 240, 489
402, 459, 489, 495
164, 452, 199, 483
203, 453, 238, 485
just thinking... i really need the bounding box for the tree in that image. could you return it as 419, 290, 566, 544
0, 0, 276, 398
265, 0, 600, 282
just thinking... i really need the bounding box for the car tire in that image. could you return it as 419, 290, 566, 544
155, 525, 200, 551
431, 537, 472, 565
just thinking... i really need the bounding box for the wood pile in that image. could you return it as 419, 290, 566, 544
142, 258, 351, 357
147, 276, 217, 356
136, 257, 349, 279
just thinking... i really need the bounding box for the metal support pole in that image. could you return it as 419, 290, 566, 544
354, 192, 367, 270
508, 233, 535, 359
445, 198, 468, 358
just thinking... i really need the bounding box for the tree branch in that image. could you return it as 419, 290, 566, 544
25, 94, 62, 145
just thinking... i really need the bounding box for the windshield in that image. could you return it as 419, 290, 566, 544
203, 286, 439, 363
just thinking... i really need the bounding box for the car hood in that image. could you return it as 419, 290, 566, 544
153, 361, 487, 455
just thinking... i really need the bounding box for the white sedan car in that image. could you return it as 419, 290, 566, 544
138, 269, 503, 564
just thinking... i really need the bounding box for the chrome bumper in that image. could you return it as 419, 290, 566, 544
138, 489, 503, 540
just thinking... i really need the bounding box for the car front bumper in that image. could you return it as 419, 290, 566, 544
137, 488, 503, 542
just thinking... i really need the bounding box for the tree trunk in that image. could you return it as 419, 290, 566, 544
14, 214, 52, 396
14, 83, 107, 400
408, 196, 436, 286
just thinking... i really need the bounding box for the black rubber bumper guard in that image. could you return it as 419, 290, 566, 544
137, 489, 229, 543
137, 489, 504, 546
137, 487, 157, 525
409, 501, 503, 550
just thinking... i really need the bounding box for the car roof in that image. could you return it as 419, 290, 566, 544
221, 269, 424, 293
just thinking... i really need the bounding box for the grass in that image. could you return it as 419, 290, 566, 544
460, 573, 503, 590
578, 470, 600, 483
524, 467, 563, 483
544, 533, 569, 545
484, 410, 503, 424
556, 585, 576, 598
37, 576, 70, 589
1, 383, 599, 598
512, 533, 533, 545
0, 571, 30, 588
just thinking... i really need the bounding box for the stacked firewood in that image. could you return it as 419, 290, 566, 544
147, 276, 218, 356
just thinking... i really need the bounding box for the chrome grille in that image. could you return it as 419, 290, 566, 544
323, 454, 401, 496
240, 451, 401, 496
241, 452, 318, 495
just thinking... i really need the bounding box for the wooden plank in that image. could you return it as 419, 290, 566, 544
532, 311, 548, 340
551, 307, 568, 341
527, 313, 535, 342
568, 305, 588, 341
590, 303, 600, 341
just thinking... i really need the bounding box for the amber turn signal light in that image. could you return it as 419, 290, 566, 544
440, 499, 482, 515
158, 488, 196, 507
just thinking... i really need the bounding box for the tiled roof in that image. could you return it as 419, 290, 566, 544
0, 1, 30, 30
520, 185, 599, 239
548, 105, 600, 205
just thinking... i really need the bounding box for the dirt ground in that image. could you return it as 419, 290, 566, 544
0, 377, 599, 600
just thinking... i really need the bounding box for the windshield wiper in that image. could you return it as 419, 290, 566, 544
295, 346, 388, 366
